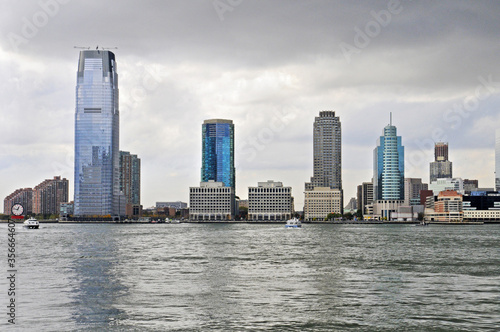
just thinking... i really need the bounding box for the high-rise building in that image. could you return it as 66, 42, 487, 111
404, 178, 428, 206
305, 111, 342, 191
201, 119, 235, 189
248, 180, 293, 221
430, 142, 452, 183
356, 181, 373, 215
74, 50, 120, 216
373, 115, 404, 201
4, 188, 33, 215
496, 130, 500, 191
120, 151, 141, 217
33, 176, 69, 215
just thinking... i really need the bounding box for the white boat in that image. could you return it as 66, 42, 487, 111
285, 218, 301, 228
24, 217, 39, 229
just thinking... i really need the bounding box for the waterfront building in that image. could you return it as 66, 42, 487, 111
33, 176, 69, 215
429, 178, 464, 195
303, 187, 342, 221
430, 142, 453, 183
60, 201, 74, 218
356, 181, 374, 215
120, 151, 141, 217
463, 179, 479, 193
74, 50, 121, 216
404, 178, 428, 206
305, 111, 342, 191
372, 114, 405, 219
4, 188, 33, 215
248, 180, 293, 221
156, 202, 188, 209
496, 130, 500, 191
373, 114, 404, 201
189, 181, 235, 220
433, 190, 463, 222
201, 119, 235, 189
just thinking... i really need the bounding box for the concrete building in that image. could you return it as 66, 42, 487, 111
120, 151, 141, 218
305, 111, 342, 191
304, 187, 342, 221
433, 190, 463, 222
189, 181, 235, 221
248, 180, 293, 221
156, 202, 188, 209
33, 176, 69, 215
357, 181, 373, 215
429, 178, 464, 195
463, 179, 479, 193
430, 142, 453, 183
4, 188, 33, 215
404, 178, 428, 206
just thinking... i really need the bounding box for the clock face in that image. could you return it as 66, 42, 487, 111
12, 204, 24, 216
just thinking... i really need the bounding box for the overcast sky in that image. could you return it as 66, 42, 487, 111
1, 0, 500, 210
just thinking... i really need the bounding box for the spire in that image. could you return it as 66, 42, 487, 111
390, 112, 392, 126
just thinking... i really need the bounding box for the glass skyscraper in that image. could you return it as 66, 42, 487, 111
74, 50, 120, 216
373, 116, 405, 200
201, 119, 235, 189
305, 111, 342, 191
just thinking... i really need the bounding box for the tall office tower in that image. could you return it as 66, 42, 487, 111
120, 151, 141, 216
201, 119, 235, 189
373, 115, 405, 201
33, 176, 69, 215
430, 142, 452, 183
356, 181, 374, 214
404, 178, 428, 206
74, 50, 120, 216
305, 111, 342, 191
496, 130, 500, 191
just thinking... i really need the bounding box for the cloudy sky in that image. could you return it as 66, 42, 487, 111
1, 0, 500, 210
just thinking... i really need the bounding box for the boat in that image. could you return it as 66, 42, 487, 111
285, 218, 301, 228
415, 221, 428, 226
24, 217, 39, 229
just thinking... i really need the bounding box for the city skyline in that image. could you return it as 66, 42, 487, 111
1, 1, 500, 209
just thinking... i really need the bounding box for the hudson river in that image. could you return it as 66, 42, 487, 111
1, 223, 499, 331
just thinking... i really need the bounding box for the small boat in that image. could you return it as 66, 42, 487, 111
415, 221, 428, 226
24, 217, 39, 229
285, 218, 301, 228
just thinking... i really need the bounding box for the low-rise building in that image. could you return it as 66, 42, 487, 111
433, 190, 463, 222
304, 187, 342, 221
248, 180, 293, 221
189, 181, 235, 221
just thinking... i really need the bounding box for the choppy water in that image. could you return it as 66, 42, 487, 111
1, 223, 499, 331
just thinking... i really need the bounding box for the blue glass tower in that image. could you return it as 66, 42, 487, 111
201, 119, 235, 189
373, 114, 404, 201
74, 50, 120, 216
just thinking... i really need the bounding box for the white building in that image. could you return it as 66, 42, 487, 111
429, 178, 464, 195
248, 180, 293, 221
189, 181, 235, 221
304, 187, 342, 221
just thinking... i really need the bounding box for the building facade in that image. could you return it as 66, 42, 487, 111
4, 188, 33, 215
33, 176, 69, 215
120, 151, 141, 217
433, 190, 463, 222
248, 180, 293, 221
189, 181, 235, 220
430, 142, 453, 183
429, 178, 464, 195
201, 119, 235, 189
357, 181, 374, 215
156, 202, 188, 209
404, 178, 428, 206
305, 111, 342, 191
74, 50, 121, 216
304, 187, 342, 221
373, 116, 404, 201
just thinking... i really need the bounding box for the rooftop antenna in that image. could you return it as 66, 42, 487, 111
390, 112, 392, 126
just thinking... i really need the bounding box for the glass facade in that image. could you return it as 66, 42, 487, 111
201, 119, 235, 189
74, 50, 120, 216
373, 123, 404, 200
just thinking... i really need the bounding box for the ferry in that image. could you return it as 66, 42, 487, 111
285, 218, 302, 228
24, 217, 39, 229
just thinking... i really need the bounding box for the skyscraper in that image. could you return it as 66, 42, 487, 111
201, 119, 235, 189
120, 151, 141, 217
430, 142, 452, 182
305, 111, 342, 191
74, 50, 120, 216
373, 115, 404, 201
496, 130, 500, 191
